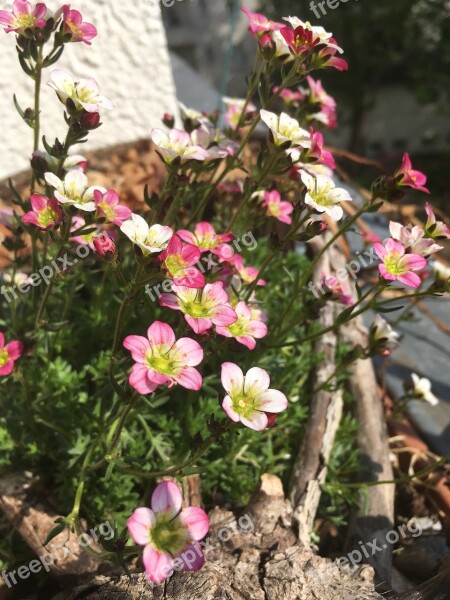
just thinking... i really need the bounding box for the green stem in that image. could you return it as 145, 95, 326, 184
299, 204, 369, 289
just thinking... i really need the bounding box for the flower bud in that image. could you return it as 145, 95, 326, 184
162, 113, 175, 128
80, 111, 101, 130
93, 233, 117, 261
259, 33, 276, 60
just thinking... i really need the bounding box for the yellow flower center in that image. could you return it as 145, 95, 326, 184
38, 206, 57, 227
0, 349, 10, 368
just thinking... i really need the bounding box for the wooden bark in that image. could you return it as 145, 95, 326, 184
339, 278, 395, 588
68, 474, 384, 600
289, 235, 344, 545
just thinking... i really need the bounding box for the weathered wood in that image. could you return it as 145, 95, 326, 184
68, 475, 384, 600
289, 235, 344, 544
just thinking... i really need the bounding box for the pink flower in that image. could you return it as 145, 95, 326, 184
389, 221, 443, 257
231, 255, 266, 287
93, 233, 116, 260
22, 194, 63, 230
395, 153, 430, 194
301, 128, 336, 169
70, 215, 101, 249
61, 5, 97, 44
0, 332, 23, 377
160, 235, 205, 289
361, 229, 382, 245
159, 282, 237, 335
216, 301, 267, 350
374, 239, 427, 288
0, 208, 15, 228
151, 128, 211, 164
0, 1, 48, 34
221, 363, 288, 431
304, 76, 337, 128
321, 275, 353, 307
94, 189, 132, 226
123, 321, 203, 394
260, 190, 293, 225
241, 7, 282, 37
424, 204, 450, 240
177, 222, 233, 258
222, 97, 256, 130
273, 86, 304, 105
127, 481, 209, 585
280, 25, 319, 56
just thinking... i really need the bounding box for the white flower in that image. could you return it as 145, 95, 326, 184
151, 128, 211, 164
120, 214, 173, 255
45, 170, 105, 212
430, 260, 450, 281
178, 102, 213, 127
411, 374, 439, 406
389, 221, 443, 257
300, 172, 352, 220
48, 69, 114, 113
2, 271, 31, 286
260, 110, 310, 148
34, 150, 87, 172
371, 315, 400, 351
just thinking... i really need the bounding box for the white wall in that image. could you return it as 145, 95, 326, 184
0, 0, 178, 179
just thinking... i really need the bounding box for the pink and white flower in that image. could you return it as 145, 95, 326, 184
260, 110, 310, 148
301, 172, 352, 221
389, 221, 443, 257
216, 301, 267, 350
231, 255, 266, 287
160, 235, 205, 288
190, 125, 238, 160
120, 214, 173, 256
159, 282, 237, 335
241, 7, 283, 37
221, 363, 288, 431
424, 204, 450, 240
0, 332, 23, 377
273, 87, 304, 105
222, 97, 256, 130
22, 194, 63, 230
370, 315, 400, 356
410, 374, 439, 406
257, 190, 293, 225
291, 128, 335, 169
304, 76, 337, 128
48, 69, 114, 113
0, 208, 15, 228
321, 275, 353, 307
33, 150, 87, 172
45, 170, 105, 212
94, 189, 132, 226
280, 17, 348, 71
61, 5, 97, 45
127, 481, 209, 585
374, 239, 427, 288
0, 1, 48, 34
177, 222, 233, 258
70, 216, 102, 249
124, 321, 204, 394
395, 153, 429, 194
151, 128, 211, 164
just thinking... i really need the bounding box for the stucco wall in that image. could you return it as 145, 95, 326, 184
0, 0, 178, 179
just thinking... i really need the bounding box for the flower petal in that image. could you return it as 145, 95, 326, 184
244, 367, 270, 396
151, 481, 182, 517
123, 335, 149, 363
221, 362, 244, 396
147, 321, 176, 348
127, 507, 155, 546
179, 507, 209, 541
142, 544, 174, 584
240, 411, 269, 431
254, 390, 288, 413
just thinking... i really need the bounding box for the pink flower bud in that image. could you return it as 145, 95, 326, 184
80, 111, 101, 130
93, 233, 116, 260
163, 113, 175, 128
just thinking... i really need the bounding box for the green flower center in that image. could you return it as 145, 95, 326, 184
0, 349, 10, 368
227, 318, 249, 337
198, 234, 218, 249
384, 255, 406, 276
165, 254, 187, 276
268, 202, 281, 216
150, 514, 189, 555
146, 350, 180, 376
232, 392, 257, 418
16, 14, 37, 28
310, 187, 334, 207
38, 206, 57, 227
75, 84, 96, 103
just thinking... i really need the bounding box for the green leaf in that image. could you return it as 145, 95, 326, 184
43, 519, 67, 546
